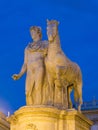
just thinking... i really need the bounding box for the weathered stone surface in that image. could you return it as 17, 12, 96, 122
7, 106, 93, 130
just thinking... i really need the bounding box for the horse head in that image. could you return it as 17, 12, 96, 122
47, 19, 59, 42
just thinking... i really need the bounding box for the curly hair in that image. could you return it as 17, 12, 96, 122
30, 26, 42, 38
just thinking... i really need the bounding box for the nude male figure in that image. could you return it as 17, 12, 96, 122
12, 26, 48, 105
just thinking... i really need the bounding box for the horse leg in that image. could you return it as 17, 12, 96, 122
76, 83, 83, 111
54, 65, 66, 108
67, 85, 73, 109
54, 80, 63, 108
47, 74, 55, 105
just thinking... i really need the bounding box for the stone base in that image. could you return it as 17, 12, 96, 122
7, 106, 93, 130
0, 112, 10, 130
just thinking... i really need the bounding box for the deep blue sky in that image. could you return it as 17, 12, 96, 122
0, 0, 98, 115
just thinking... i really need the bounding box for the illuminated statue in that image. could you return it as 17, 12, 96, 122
12, 20, 83, 111
12, 26, 48, 105
45, 20, 83, 111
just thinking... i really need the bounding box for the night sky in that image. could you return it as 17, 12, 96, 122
0, 0, 98, 115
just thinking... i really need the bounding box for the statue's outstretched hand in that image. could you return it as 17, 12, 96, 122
12, 74, 20, 80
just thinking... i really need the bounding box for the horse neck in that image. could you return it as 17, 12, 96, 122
49, 32, 61, 46
48, 33, 62, 58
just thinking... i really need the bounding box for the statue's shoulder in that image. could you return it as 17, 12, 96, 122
24, 43, 32, 52
42, 40, 48, 48
26, 42, 33, 48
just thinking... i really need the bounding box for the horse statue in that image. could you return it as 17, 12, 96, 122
45, 19, 83, 111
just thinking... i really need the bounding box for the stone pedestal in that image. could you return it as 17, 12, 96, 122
0, 112, 10, 130
7, 106, 93, 130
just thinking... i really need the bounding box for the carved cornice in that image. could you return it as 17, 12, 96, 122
8, 106, 93, 130
14, 106, 62, 119
7, 115, 17, 125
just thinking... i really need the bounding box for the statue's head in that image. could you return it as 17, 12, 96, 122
30, 26, 42, 40
47, 19, 59, 42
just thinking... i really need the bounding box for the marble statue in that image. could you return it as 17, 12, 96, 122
12, 20, 83, 111
12, 26, 48, 105
45, 20, 83, 111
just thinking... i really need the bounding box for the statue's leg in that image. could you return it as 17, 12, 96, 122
34, 67, 44, 105
25, 72, 34, 105
42, 74, 49, 105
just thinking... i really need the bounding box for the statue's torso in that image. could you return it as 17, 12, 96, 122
26, 41, 48, 68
